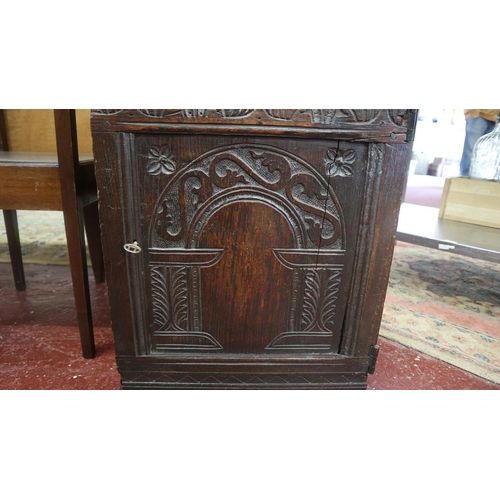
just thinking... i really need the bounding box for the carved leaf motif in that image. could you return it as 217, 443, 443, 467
151, 267, 170, 329
263, 109, 299, 120
340, 109, 381, 123
310, 109, 338, 125
138, 109, 182, 117
320, 272, 341, 329
302, 271, 320, 330
171, 268, 188, 330
182, 109, 208, 118
388, 109, 408, 126
215, 109, 254, 117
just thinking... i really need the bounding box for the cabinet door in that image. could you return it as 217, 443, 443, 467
119, 133, 372, 356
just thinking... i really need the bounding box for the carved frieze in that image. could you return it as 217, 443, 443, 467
130, 109, 390, 125
91, 109, 415, 143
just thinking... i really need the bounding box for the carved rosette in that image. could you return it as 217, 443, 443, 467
325, 148, 356, 177
146, 145, 176, 175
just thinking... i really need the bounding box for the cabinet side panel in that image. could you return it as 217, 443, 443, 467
353, 142, 412, 358
92, 131, 136, 355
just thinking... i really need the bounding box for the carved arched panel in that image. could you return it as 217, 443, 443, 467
146, 144, 349, 354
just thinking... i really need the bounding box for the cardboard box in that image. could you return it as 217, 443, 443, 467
439, 177, 500, 229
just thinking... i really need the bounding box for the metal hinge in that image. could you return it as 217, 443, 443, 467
368, 344, 380, 374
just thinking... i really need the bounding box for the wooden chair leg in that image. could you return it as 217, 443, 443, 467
62, 200, 96, 358
3, 210, 26, 291
83, 201, 105, 284
55, 110, 96, 359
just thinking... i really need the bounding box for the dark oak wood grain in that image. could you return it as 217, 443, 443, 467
91, 109, 415, 388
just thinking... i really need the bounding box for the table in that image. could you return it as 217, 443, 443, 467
397, 202, 500, 264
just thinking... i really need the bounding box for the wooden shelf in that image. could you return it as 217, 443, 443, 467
397, 203, 500, 263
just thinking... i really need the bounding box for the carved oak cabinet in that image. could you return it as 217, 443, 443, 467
91, 109, 416, 389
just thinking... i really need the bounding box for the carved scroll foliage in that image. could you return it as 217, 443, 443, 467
152, 146, 345, 250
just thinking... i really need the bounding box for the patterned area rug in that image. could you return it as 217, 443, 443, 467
1, 212, 499, 383
382, 242, 500, 384
0, 211, 87, 265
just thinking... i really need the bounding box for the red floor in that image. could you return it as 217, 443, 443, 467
0, 262, 498, 390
